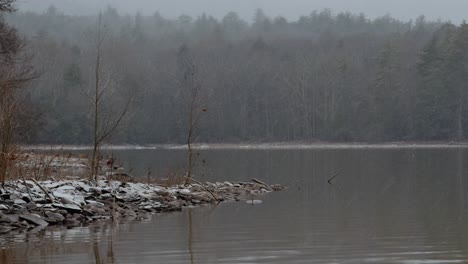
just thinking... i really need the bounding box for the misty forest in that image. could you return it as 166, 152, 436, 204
3, 5, 468, 145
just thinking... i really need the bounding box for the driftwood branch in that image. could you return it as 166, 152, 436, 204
184, 176, 220, 203
21, 176, 33, 203
252, 178, 269, 187
327, 171, 341, 185
29, 178, 56, 202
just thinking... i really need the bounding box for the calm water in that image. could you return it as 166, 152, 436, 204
2, 147, 468, 264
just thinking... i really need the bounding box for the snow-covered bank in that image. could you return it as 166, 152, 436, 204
0, 179, 284, 234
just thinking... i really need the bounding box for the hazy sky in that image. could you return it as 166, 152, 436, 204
16, 0, 468, 22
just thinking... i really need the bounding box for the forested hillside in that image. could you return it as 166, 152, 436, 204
6, 7, 468, 144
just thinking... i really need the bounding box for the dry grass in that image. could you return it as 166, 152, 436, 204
147, 168, 187, 187
6, 151, 89, 182
4, 151, 189, 188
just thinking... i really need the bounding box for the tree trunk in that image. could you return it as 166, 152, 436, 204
457, 89, 463, 141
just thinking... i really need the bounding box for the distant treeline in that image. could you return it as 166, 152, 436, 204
6, 7, 468, 144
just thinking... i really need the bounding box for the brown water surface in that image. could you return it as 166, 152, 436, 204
1, 147, 468, 264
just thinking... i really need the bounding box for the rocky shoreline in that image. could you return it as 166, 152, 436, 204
0, 179, 284, 234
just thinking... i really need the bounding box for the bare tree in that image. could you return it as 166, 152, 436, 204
0, 0, 35, 185
185, 64, 206, 184
177, 45, 206, 184
83, 13, 131, 182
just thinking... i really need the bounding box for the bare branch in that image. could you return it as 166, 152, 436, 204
0, 0, 15, 13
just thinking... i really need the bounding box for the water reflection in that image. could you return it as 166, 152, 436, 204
188, 209, 194, 264
93, 224, 116, 264
2, 148, 468, 263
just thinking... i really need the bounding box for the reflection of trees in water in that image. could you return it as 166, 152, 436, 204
1, 222, 121, 264
1, 227, 86, 263
0, 248, 29, 264
186, 204, 219, 264
188, 208, 194, 264
457, 149, 465, 221
93, 223, 116, 264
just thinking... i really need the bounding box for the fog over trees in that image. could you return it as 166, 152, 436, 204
16, 0, 468, 23
4, 6, 468, 144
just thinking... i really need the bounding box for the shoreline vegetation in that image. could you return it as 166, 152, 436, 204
0, 153, 284, 235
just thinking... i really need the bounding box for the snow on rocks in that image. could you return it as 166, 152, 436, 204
0, 178, 284, 234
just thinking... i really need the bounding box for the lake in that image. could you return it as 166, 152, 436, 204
1, 146, 468, 264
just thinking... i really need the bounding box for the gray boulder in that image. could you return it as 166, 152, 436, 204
45, 211, 65, 223
19, 214, 49, 227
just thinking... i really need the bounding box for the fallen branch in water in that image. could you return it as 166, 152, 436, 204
327, 171, 341, 185
184, 176, 220, 203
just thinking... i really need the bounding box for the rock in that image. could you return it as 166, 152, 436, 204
89, 187, 102, 195
246, 200, 263, 205
37, 204, 53, 209
19, 214, 49, 227
73, 214, 86, 222
0, 204, 9, 210
142, 206, 153, 212
53, 203, 82, 213
58, 209, 68, 216
19, 221, 30, 229
22, 196, 32, 203
57, 186, 75, 191
64, 219, 80, 227
91, 215, 111, 221
1, 193, 11, 200
167, 200, 184, 208
75, 182, 90, 192
0, 225, 12, 234
25, 203, 38, 211
14, 199, 26, 205
4, 214, 19, 223
82, 209, 95, 217
44, 183, 60, 189
271, 184, 284, 191
59, 196, 75, 205
84, 205, 107, 216
73, 195, 86, 206
179, 189, 191, 195
45, 211, 65, 223
85, 200, 105, 206
10, 222, 24, 229
100, 193, 112, 199
156, 190, 170, 197
32, 198, 48, 204
114, 195, 128, 202
0, 213, 12, 223
191, 193, 212, 202
54, 191, 83, 206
